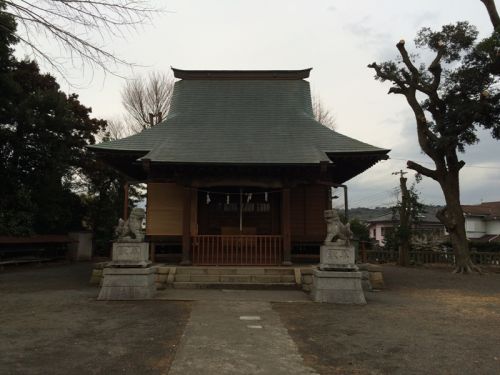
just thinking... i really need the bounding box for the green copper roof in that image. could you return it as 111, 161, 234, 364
89, 73, 389, 164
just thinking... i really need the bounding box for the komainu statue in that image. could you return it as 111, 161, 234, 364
324, 209, 353, 246
115, 207, 146, 242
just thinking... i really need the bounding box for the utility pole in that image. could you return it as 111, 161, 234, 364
392, 170, 411, 266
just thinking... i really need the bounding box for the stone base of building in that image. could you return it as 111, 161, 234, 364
312, 269, 366, 304
97, 267, 156, 300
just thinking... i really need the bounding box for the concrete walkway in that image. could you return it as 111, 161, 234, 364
156, 288, 312, 302
168, 299, 318, 375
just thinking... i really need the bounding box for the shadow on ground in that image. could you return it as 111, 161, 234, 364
274, 265, 500, 375
0, 263, 190, 375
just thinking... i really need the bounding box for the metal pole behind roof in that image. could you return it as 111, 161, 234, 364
344, 185, 349, 221
332, 184, 348, 221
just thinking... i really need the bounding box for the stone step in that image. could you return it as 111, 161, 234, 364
172, 282, 299, 290
175, 267, 295, 276
174, 273, 296, 283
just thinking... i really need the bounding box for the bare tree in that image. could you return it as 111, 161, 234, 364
121, 71, 175, 132
104, 117, 136, 141
1, 0, 157, 79
312, 95, 336, 129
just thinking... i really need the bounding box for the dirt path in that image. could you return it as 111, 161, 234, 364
0, 263, 190, 375
274, 265, 500, 375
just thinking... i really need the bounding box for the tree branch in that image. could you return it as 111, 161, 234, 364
3, 0, 159, 83
406, 160, 438, 180
428, 45, 446, 92
396, 40, 419, 80
481, 0, 500, 30
368, 62, 407, 94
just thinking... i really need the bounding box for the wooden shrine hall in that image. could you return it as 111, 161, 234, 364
89, 68, 389, 266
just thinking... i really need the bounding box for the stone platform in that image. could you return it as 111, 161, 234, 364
312, 269, 366, 304
98, 242, 156, 300
98, 267, 156, 300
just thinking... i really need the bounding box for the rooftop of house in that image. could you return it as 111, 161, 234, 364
462, 201, 500, 219
366, 211, 442, 225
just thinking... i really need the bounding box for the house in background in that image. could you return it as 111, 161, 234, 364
367, 211, 445, 246
462, 201, 500, 243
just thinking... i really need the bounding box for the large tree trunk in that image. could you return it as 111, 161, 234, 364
437, 173, 480, 273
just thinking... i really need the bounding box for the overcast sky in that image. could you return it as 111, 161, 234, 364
17, 0, 500, 208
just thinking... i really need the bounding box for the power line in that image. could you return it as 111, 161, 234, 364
388, 157, 500, 170
348, 189, 400, 207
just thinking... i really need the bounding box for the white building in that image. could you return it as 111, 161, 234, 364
367, 212, 445, 246
462, 202, 500, 243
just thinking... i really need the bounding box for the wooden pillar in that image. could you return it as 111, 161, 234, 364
123, 182, 129, 219
281, 187, 292, 266
181, 186, 192, 265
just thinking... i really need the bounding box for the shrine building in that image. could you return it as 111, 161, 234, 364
89, 68, 389, 266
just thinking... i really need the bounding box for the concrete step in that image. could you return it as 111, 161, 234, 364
174, 273, 296, 283
172, 282, 299, 290
175, 267, 295, 276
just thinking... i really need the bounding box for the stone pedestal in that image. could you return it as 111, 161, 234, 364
109, 242, 151, 267
97, 242, 156, 300
97, 267, 156, 300
312, 269, 366, 304
312, 242, 366, 304
319, 243, 357, 271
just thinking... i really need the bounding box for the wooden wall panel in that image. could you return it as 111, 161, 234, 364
290, 184, 328, 241
290, 186, 306, 236
305, 185, 328, 237
146, 183, 198, 236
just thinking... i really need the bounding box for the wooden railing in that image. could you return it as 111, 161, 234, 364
191, 235, 283, 265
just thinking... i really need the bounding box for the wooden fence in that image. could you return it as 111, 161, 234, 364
364, 249, 500, 266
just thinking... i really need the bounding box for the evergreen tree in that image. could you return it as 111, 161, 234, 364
0, 6, 107, 235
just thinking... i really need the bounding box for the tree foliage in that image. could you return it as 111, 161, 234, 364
0, 7, 116, 241
368, 13, 499, 273
0, 58, 107, 234
349, 218, 370, 242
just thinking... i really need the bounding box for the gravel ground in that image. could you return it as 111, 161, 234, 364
0, 263, 190, 375
2, 262, 500, 375
274, 265, 500, 375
